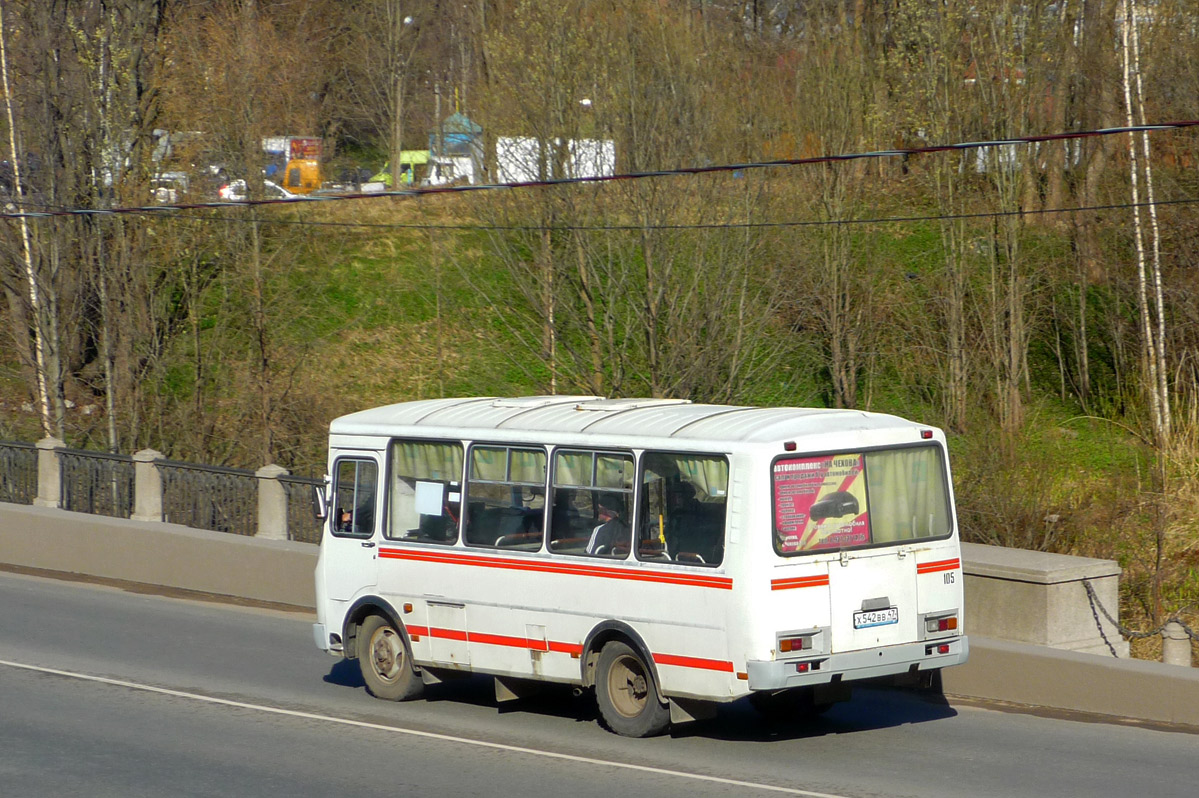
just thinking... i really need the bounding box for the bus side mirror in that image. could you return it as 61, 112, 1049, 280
312, 484, 329, 520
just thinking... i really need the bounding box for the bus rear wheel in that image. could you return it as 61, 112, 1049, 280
358, 615, 424, 701
595, 641, 670, 737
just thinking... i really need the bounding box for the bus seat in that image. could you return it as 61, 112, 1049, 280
495, 532, 541, 550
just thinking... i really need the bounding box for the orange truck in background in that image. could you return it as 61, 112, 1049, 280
275, 136, 323, 194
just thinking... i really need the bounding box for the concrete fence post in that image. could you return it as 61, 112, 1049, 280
131, 449, 165, 522
256, 464, 289, 541
1161, 622, 1193, 667
33, 436, 65, 509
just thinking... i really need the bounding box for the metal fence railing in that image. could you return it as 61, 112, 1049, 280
160, 460, 258, 537
281, 474, 324, 544
3, 440, 323, 543
0, 440, 37, 505
59, 449, 135, 518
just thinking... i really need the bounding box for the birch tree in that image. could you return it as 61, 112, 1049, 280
1120, 0, 1170, 447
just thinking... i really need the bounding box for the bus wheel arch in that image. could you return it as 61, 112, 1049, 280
357, 613, 425, 701
581, 621, 660, 690
582, 622, 670, 737
343, 596, 405, 660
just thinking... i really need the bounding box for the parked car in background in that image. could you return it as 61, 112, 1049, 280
218, 179, 297, 201
151, 171, 190, 204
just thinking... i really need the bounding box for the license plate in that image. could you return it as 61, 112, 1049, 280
853, 607, 899, 629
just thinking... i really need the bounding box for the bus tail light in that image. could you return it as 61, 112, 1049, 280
925, 615, 958, 634
779, 635, 813, 653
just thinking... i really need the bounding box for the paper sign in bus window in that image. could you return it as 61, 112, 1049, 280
415, 480, 446, 516
773, 453, 869, 552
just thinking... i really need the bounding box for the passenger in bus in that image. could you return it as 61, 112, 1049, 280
586, 493, 629, 555
663, 480, 700, 559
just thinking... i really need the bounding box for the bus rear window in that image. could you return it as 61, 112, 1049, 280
772, 445, 951, 555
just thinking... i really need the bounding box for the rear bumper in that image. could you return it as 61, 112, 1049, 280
746, 635, 969, 691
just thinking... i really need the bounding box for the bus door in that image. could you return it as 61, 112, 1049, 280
323, 453, 382, 602
827, 549, 919, 653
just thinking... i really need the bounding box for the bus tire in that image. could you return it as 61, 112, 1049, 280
358, 614, 424, 702
595, 641, 670, 737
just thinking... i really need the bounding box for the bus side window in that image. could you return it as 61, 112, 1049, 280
388, 440, 464, 544
464, 445, 546, 550
548, 450, 632, 558
332, 458, 377, 539
640, 452, 728, 566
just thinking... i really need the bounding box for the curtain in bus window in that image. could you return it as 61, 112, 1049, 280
510, 449, 545, 483
676, 457, 729, 500
865, 447, 950, 543
471, 446, 506, 481
596, 454, 633, 489
393, 441, 463, 481
554, 451, 592, 486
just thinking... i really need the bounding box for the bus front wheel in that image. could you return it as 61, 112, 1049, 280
595, 641, 670, 737
358, 615, 424, 701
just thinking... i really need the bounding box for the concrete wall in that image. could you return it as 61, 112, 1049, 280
944, 637, 1199, 729
961, 542, 1129, 657
0, 503, 316, 608
1, 502, 1196, 729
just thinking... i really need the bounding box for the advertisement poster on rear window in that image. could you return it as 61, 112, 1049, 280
773, 453, 869, 552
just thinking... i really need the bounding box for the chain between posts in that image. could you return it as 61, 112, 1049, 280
1082, 579, 1199, 658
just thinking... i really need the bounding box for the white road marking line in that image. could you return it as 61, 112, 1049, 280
1, 657, 851, 798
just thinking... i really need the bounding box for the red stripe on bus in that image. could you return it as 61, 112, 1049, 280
917, 558, 960, 574
652, 652, 735, 673
770, 575, 830, 591
377, 547, 733, 590
467, 631, 548, 651
429, 626, 468, 642
404, 624, 715, 671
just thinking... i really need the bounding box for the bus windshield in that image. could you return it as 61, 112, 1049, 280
772, 444, 951, 554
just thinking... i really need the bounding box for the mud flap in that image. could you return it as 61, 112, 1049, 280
669, 697, 717, 724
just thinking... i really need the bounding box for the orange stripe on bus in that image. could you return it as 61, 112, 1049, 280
917, 558, 960, 574
770, 575, 830, 591
378, 547, 733, 590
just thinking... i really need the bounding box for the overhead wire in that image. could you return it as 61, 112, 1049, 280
1, 119, 1196, 228
50, 196, 1199, 233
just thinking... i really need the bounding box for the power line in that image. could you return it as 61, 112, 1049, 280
89, 195, 1199, 233
1, 119, 1197, 222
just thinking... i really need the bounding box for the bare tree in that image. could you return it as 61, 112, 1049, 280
1120, 0, 1170, 447
0, 0, 52, 437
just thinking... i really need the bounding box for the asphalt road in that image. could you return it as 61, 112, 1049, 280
1, 570, 1195, 797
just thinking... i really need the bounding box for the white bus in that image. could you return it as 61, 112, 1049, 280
312, 396, 968, 736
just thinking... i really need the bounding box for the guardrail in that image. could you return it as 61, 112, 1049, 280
60, 448, 134, 518
0, 441, 36, 505
14, 436, 322, 544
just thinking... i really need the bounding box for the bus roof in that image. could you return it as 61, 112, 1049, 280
329, 396, 925, 446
